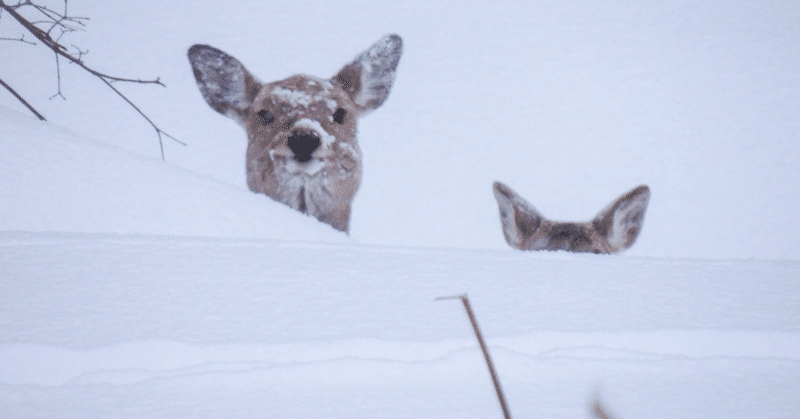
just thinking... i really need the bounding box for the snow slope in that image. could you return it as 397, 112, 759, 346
1, 1, 800, 418
0, 107, 347, 243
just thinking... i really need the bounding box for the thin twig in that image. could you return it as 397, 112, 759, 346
592, 400, 615, 419
0, 77, 46, 120
0, 0, 183, 159
98, 76, 185, 159
48, 48, 65, 100
0, 34, 36, 44
437, 294, 512, 419
1, 2, 156, 83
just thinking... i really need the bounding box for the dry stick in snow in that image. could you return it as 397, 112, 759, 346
438, 295, 618, 419
436, 294, 512, 419
0, 0, 184, 159
592, 400, 616, 419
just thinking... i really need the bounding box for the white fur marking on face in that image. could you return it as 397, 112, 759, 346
271, 82, 336, 110
325, 99, 337, 112
272, 87, 313, 107
285, 159, 318, 175
268, 148, 292, 161
294, 118, 336, 147
338, 141, 356, 154
304, 159, 326, 175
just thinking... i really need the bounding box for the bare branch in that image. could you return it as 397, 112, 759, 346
0, 34, 36, 44
0, 77, 46, 120
70, 43, 86, 60
48, 49, 65, 100
8, 0, 87, 33
3, 3, 155, 84
98, 76, 186, 160
0, 0, 182, 159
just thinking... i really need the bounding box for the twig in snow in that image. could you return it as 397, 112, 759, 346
592, 400, 617, 419
436, 294, 512, 419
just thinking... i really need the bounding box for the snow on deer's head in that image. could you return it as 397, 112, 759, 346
492, 182, 650, 254
187, 35, 403, 233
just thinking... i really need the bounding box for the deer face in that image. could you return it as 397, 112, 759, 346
243, 75, 363, 231
188, 35, 403, 233
493, 181, 650, 254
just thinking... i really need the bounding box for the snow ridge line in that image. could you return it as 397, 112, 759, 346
2, 331, 799, 386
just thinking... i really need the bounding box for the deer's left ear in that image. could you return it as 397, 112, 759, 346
332, 34, 403, 115
188, 44, 262, 126
492, 181, 543, 250
592, 185, 650, 252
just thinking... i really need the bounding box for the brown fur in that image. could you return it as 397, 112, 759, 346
493, 181, 650, 254
188, 35, 402, 232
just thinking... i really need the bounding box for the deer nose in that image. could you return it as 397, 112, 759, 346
287, 129, 321, 163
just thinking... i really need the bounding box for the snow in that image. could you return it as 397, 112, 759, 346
294, 118, 337, 147
1, 230, 798, 418
271, 86, 318, 109
1, 1, 800, 418
0, 107, 347, 243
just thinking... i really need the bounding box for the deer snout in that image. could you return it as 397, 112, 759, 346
287, 128, 321, 163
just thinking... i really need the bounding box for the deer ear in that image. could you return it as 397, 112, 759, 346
332, 34, 403, 115
592, 185, 650, 252
188, 44, 262, 126
492, 182, 543, 250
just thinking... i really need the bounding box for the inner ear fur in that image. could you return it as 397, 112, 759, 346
188, 44, 262, 125
492, 181, 543, 249
592, 185, 650, 250
332, 34, 403, 115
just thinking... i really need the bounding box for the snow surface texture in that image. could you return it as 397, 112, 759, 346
1, 1, 799, 418
1, 230, 799, 418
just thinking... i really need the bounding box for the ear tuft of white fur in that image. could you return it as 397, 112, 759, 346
592, 185, 650, 252
492, 181, 543, 249
333, 34, 403, 114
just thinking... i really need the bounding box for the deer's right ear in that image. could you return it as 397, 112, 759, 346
592, 185, 650, 252
188, 44, 261, 126
492, 182, 543, 250
332, 34, 403, 116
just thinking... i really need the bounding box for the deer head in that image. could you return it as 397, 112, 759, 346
187, 35, 403, 233
493, 182, 650, 254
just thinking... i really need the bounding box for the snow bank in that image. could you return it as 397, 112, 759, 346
0, 107, 348, 244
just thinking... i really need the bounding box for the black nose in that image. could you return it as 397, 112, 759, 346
287, 129, 321, 163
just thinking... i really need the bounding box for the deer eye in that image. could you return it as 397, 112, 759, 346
333, 108, 347, 124
257, 109, 275, 125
